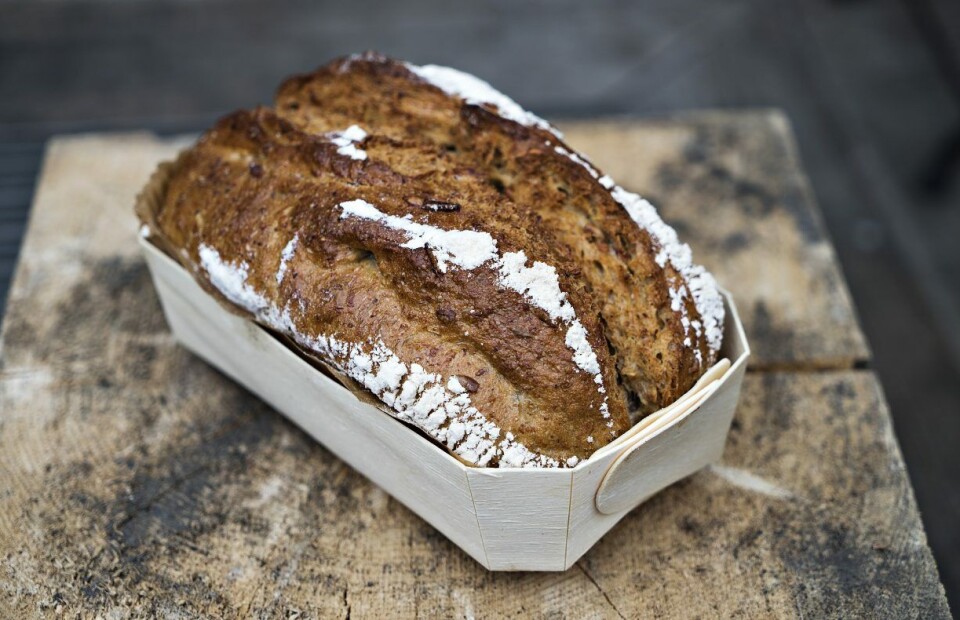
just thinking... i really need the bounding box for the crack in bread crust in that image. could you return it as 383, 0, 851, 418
152, 52, 723, 467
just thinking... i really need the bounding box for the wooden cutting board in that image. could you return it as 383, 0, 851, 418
0, 113, 949, 618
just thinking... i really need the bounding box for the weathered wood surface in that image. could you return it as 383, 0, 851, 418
0, 114, 948, 618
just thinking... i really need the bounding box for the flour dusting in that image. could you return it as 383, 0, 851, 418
328, 125, 368, 160
406, 62, 562, 138
338, 199, 609, 420
197, 242, 568, 468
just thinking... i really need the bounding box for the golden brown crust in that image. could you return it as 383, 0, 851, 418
149, 53, 722, 467
275, 53, 717, 410
155, 108, 627, 467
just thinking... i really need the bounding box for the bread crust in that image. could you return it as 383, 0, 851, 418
150, 53, 724, 468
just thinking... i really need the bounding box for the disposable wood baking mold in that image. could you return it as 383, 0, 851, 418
139, 232, 749, 571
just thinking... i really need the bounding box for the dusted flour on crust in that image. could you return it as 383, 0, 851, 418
338, 199, 612, 424
400, 65, 723, 368
198, 244, 560, 467
149, 52, 724, 468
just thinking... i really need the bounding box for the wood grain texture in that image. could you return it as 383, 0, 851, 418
0, 117, 947, 618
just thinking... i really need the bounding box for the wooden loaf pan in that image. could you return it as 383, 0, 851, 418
138, 230, 749, 571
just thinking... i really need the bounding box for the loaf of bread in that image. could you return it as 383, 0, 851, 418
145, 52, 724, 468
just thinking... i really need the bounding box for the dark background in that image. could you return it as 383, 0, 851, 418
2, 0, 958, 610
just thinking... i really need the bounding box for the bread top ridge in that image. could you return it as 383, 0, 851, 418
150, 52, 724, 468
